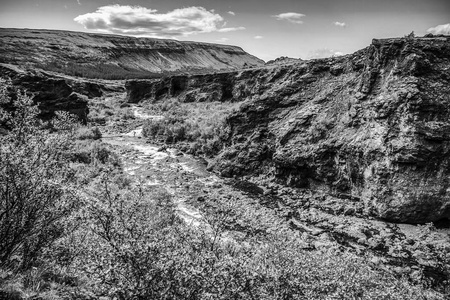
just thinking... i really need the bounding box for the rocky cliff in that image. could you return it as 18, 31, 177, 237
126, 36, 450, 224
125, 72, 242, 103
0, 28, 264, 78
0, 63, 123, 122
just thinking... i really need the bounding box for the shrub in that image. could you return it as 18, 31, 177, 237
75, 126, 102, 140
0, 89, 79, 270
117, 108, 135, 120
70, 140, 120, 166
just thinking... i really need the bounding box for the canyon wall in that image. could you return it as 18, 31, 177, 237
0, 63, 119, 122
126, 36, 450, 223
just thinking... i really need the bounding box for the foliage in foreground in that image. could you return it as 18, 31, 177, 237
63, 173, 428, 300
0, 87, 79, 271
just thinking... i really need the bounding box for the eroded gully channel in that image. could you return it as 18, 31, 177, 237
101, 105, 450, 291
102, 105, 213, 227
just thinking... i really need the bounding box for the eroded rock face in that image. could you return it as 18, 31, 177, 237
127, 36, 450, 223
0, 64, 95, 122
125, 65, 294, 103
125, 72, 253, 103
223, 37, 450, 223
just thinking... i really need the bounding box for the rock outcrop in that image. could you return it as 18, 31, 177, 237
126, 36, 450, 224
0, 63, 109, 122
0, 28, 264, 78
266, 56, 303, 66
126, 72, 246, 103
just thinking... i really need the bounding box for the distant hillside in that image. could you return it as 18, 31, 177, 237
0, 28, 264, 79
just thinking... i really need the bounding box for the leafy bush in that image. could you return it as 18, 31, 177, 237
0, 88, 79, 270
70, 139, 120, 167
75, 126, 102, 140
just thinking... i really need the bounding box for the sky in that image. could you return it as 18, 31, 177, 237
0, 0, 449, 61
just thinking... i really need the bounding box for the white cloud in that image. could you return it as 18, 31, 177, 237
427, 23, 450, 35
334, 21, 346, 27
74, 5, 245, 37
254, 35, 263, 39
216, 37, 229, 43
307, 48, 344, 59
272, 12, 305, 24
228, 11, 235, 16
217, 26, 245, 32
76, 0, 81, 5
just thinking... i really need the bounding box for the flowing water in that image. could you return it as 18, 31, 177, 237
103, 105, 219, 227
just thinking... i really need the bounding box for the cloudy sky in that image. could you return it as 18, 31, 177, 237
0, 0, 449, 61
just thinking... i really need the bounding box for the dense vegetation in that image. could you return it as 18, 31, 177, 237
0, 82, 445, 299
142, 99, 238, 156
0, 91, 78, 271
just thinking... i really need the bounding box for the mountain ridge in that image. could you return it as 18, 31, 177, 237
0, 28, 264, 78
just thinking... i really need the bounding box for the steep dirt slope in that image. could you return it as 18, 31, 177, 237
125, 36, 450, 224
0, 28, 264, 77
